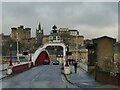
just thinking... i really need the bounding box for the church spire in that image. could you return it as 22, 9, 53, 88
36, 22, 43, 47
38, 22, 41, 30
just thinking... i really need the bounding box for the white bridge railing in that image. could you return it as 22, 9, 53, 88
32, 48, 49, 65
79, 62, 88, 71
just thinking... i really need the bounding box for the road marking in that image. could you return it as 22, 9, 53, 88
32, 75, 39, 82
35, 75, 39, 78
61, 74, 68, 88
32, 78, 35, 82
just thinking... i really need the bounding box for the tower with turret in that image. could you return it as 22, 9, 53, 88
36, 22, 44, 47
11, 25, 31, 42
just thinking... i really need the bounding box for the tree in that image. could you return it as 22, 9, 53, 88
2, 38, 23, 56
60, 31, 71, 45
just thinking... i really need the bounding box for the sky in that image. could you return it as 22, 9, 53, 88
1, 0, 119, 40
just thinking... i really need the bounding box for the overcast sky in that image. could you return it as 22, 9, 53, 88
1, 1, 119, 40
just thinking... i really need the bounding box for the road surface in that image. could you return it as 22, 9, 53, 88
2, 65, 77, 88
2, 65, 118, 89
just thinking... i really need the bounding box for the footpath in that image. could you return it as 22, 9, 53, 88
65, 65, 119, 89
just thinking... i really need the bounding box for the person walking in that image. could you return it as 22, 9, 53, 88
73, 61, 77, 73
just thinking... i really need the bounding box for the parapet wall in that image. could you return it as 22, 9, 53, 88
12, 62, 33, 74
95, 70, 120, 86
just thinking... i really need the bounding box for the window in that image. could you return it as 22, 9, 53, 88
50, 36, 53, 40
58, 36, 60, 40
53, 36, 56, 40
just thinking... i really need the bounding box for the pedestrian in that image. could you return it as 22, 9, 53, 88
68, 58, 71, 65
71, 58, 74, 65
69, 58, 72, 65
61, 62, 64, 74
73, 61, 77, 73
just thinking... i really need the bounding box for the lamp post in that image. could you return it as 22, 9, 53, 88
64, 45, 70, 75
28, 48, 32, 68
9, 44, 13, 66
76, 34, 78, 61
17, 32, 20, 64
29, 48, 32, 62
7, 44, 13, 75
65, 46, 69, 66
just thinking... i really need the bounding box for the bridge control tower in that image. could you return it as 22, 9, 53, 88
43, 25, 66, 62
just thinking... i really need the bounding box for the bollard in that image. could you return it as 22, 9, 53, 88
7, 66, 13, 75
28, 62, 32, 68
64, 66, 70, 75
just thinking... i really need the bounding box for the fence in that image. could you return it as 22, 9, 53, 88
79, 62, 88, 71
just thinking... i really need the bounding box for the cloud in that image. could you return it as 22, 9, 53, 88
2, 2, 118, 40
75, 24, 118, 39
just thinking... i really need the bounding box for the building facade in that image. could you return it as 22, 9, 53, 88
114, 42, 120, 62
93, 36, 116, 71
69, 29, 79, 36
79, 46, 88, 64
114, 42, 120, 72
11, 25, 31, 42
42, 26, 84, 61
49, 26, 62, 43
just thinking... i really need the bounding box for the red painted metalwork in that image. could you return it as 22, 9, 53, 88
12, 63, 29, 73
65, 47, 69, 66
35, 51, 50, 65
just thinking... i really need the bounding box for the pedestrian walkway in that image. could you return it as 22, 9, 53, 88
66, 65, 118, 88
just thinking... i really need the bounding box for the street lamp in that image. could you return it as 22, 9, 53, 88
75, 34, 78, 61
29, 48, 32, 62
7, 44, 13, 75
64, 45, 70, 75
65, 45, 69, 66
9, 44, 13, 66
17, 32, 20, 64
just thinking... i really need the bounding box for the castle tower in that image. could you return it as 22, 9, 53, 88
36, 22, 44, 46
11, 25, 31, 42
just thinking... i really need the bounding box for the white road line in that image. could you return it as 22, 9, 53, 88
32, 78, 35, 82
35, 75, 39, 78
32, 74, 39, 82
61, 74, 68, 88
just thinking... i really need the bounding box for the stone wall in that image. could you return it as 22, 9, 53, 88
95, 69, 120, 86
93, 36, 116, 71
